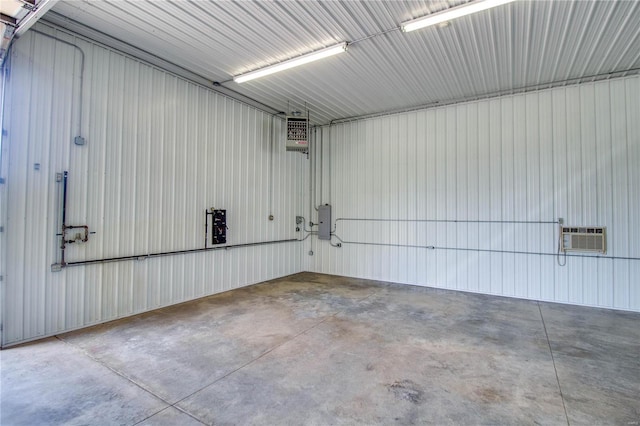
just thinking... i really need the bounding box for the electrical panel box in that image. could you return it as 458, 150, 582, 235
561, 226, 606, 253
211, 209, 226, 245
318, 204, 331, 240
286, 116, 309, 152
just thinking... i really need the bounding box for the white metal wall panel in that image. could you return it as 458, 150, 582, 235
628, 76, 640, 311
309, 75, 640, 312
2, 27, 305, 346
0, 68, 7, 347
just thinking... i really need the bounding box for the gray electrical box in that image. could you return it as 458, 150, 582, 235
318, 204, 331, 240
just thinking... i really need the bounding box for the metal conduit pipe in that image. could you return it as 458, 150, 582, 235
309, 129, 313, 219
60, 238, 300, 268
31, 29, 85, 142
268, 114, 274, 219
313, 127, 318, 210
335, 218, 560, 224
312, 127, 319, 212
319, 126, 324, 208
327, 119, 338, 208
329, 234, 640, 261
308, 129, 319, 222
41, 12, 287, 118
60, 171, 68, 266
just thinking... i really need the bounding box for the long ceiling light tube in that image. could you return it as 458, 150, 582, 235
401, 0, 515, 33
234, 42, 347, 84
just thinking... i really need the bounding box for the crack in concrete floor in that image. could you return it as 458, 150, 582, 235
2, 272, 639, 425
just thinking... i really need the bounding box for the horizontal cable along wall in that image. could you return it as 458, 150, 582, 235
311, 75, 640, 312
2, 25, 306, 346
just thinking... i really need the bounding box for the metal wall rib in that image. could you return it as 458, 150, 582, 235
3, 22, 639, 346
1, 26, 305, 346
310, 75, 640, 312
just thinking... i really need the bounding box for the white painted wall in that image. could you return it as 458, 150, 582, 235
1, 26, 306, 346
309, 76, 640, 312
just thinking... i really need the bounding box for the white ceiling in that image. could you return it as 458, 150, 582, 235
45, 0, 640, 124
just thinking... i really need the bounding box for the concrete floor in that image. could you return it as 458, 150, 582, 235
1, 272, 639, 425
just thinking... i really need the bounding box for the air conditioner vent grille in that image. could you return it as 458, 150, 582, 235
561, 226, 606, 253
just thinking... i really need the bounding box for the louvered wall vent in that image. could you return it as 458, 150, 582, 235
561, 227, 606, 253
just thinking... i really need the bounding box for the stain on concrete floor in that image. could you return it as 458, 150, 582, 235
1, 272, 639, 425
387, 380, 426, 404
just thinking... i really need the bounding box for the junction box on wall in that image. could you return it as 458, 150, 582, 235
318, 204, 331, 240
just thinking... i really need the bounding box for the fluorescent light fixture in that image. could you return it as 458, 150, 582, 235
234, 42, 347, 83
402, 0, 516, 33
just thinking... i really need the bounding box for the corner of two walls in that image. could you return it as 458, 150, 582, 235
3, 24, 639, 346
308, 76, 640, 313
1, 25, 306, 346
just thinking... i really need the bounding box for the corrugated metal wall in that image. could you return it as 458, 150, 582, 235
1, 26, 305, 346
310, 75, 640, 312
2, 25, 638, 347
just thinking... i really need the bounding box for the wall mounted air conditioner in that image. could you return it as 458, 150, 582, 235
561, 226, 606, 254
286, 116, 308, 152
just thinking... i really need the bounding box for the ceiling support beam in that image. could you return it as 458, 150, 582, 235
1, 14, 17, 27
1, 0, 60, 65
0, 13, 17, 27
14, 0, 59, 38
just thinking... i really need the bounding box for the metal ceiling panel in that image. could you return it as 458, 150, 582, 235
46, 0, 640, 124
